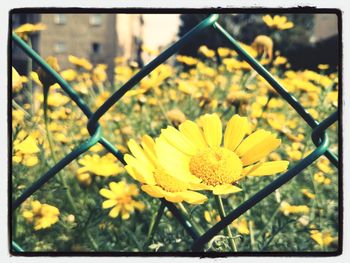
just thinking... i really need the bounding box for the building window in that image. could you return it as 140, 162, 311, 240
54, 41, 66, 53
54, 14, 67, 25
92, 42, 102, 54
89, 14, 102, 26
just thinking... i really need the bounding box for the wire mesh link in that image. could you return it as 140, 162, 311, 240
11, 14, 339, 253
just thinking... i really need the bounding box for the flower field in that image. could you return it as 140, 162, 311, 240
11, 15, 339, 253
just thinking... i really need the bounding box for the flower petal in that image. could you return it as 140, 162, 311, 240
155, 136, 197, 182
224, 114, 249, 151
243, 161, 289, 176
161, 126, 197, 156
109, 206, 120, 218
99, 188, 116, 199
201, 113, 222, 148
213, 184, 242, 195
141, 135, 158, 167
235, 129, 271, 157
240, 134, 281, 166
141, 185, 165, 198
178, 191, 208, 204
163, 192, 183, 203
124, 154, 156, 185
179, 120, 207, 150
102, 200, 117, 209
127, 139, 154, 170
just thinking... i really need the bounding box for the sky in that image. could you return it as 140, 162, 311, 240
142, 14, 180, 50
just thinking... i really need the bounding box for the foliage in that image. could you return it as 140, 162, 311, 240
12, 18, 338, 253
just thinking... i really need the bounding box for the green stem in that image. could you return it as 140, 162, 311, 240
43, 88, 77, 214
12, 100, 31, 117
87, 231, 99, 251
214, 195, 237, 252
178, 203, 204, 235
144, 201, 166, 248
26, 37, 34, 115
248, 219, 256, 251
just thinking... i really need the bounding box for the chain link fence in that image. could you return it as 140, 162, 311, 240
11, 14, 339, 253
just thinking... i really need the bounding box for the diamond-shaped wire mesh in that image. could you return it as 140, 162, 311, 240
11, 14, 339, 253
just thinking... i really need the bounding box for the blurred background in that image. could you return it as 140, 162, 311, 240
12, 13, 339, 81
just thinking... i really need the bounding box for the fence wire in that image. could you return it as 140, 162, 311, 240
10, 14, 339, 253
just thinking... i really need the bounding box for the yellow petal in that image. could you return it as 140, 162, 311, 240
24, 156, 39, 166
201, 114, 222, 148
124, 154, 156, 185
141, 135, 158, 167
109, 181, 124, 194
109, 206, 120, 218
121, 211, 130, 220
14, 135, 40, 154
127, 139, 154, 170
179, 120, 207, 150
243, 161, 289, 176
262, 15, 274, 26
240, 134, 281, 165
161, 126, 197, 156
141, 185, 165, 198
224, 114, 249, 151
213, 184, 242, 195
99, 188, 116, 199
178, 191, 208, 204
163, 192, 183, 203
235, 129, 271, 157
102, 200, 117, 209
155, 136, 193, 181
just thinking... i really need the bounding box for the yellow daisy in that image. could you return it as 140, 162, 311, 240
155, 113, 289, 195
99, 181, 145, 219
124, 135, 208, 204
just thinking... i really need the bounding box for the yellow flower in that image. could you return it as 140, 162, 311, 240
30, 71, 43, 86
68, 55, 93, 71
155, 113, 289, 195
38, 92, 70, 107
176, 55, 198, 66
99, 181, 145, 219
310, 230, 336, 247
13, 133, 40, 167
14, 134, 40, 154
217, 47, 231, 58
313, 172, 325, 184
77, 153, 124, 177
92, 64, 108, 85
280, 201, 310, 216
325, 91, 338, 107
198, 45, 215, 58
251, 35, 274, 60
12, 67, 25, 92
124, 135, 208, 204
166, 108, 187, 125
22, 200, 60, 230
318, 64, 329, 70
231, 217, 250, 235
61, 69, 78, 82
14, 23, 47, 39
76, 173, 92, 186
262, 15, 294, 30
301, 188, 316, 199
316, 157, 333, 173
273, 56, 288, 65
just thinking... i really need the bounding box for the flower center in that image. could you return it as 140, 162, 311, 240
153, 168, 188, 192
189, 147, 243, 186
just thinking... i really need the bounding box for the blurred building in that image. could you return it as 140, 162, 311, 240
12, 13, 180, 81
39, 14, 117, 75
312, 13, 338, 43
